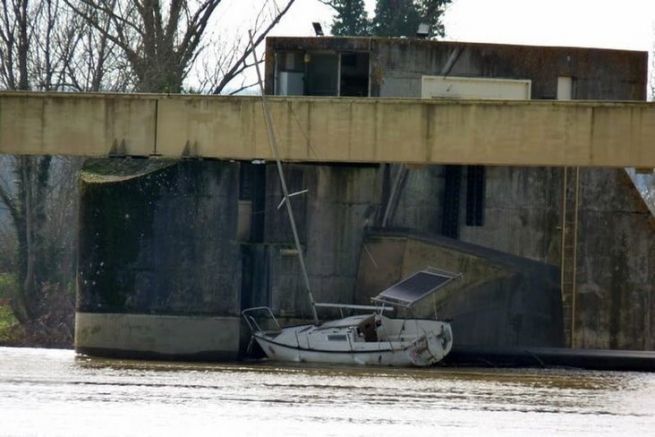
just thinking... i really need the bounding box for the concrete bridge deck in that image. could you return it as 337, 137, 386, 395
1, 91, 654, 167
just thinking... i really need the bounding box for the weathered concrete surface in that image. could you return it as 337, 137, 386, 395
74, 158, 654, 357
391, 166, 654, 350
458, 166, 563, 264
574, 169, 655, 350
75, 313, 240, 360
2, 92, 655, 167
254, 164, 380, 320
76, 159, 242, 359
238, 161, 653, 352
266, 37, 646, 101
354, 232, 564, 348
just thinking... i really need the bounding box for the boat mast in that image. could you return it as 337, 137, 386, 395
249, 32, 319, 325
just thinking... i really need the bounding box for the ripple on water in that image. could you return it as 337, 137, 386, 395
0, 347, 654, 436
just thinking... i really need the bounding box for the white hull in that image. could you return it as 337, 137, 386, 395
252, 315, 453, 367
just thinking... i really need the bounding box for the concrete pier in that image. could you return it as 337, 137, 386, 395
76, 159, 242, 359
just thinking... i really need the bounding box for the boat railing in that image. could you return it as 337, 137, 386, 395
315, 303, 394, 318
241, 306, 282, 333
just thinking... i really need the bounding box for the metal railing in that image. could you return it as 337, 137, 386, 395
241, 307, 281, 333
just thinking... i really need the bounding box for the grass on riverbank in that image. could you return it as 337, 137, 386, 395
0, 304, 21, 343
0, 273, 22, 344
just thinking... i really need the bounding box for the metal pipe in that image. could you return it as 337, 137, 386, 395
381, 164, 405, 228
560, 166, 572, 346
314, 303, 394, 312
560, 167, 568, 301
571, 166, 580, 348
250, 31, 319, 325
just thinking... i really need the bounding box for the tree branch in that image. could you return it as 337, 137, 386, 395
212, 0, 296, 95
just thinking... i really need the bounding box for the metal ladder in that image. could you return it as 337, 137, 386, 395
560, 167, 580, 348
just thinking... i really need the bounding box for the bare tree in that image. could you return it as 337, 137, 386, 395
0, 0, 31, 90
206, 0, 297, 95
0, 0, 116, 345
62, 1, 134, 91
65, 0, 297, 93
0, 0, 124, 91
0, 0, 298, 345
65, 0, 218, 92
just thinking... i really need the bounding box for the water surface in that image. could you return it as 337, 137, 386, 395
1, 347, 654, 436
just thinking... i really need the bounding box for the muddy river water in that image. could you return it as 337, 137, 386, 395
1, 347, 654, 436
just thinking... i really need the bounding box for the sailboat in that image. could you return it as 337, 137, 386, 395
241, 33, 458, 367
243, 268, 459, 367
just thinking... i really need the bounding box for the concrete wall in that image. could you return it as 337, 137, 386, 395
75, 313, 240, 360
74, 38, 655, 359
3, 93, 655, 168
574, 169, 655, 349
364, 39, 646, 99
354, 233, 564, 348
457, 167, 563, 264
263, 37, 655, 351
251, 164, 381, 319
366, 38, 654, 349
75, 157, 655, 356
76, 159, 242, 359
75, 159, 387, 358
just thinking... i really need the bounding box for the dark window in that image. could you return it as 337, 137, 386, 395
305, 53, 339, 96
466, 165, 485, 226
441, 165, 462, 238
340, 52, 369, 97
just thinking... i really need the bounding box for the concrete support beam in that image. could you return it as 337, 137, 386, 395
1, 91, 654, 167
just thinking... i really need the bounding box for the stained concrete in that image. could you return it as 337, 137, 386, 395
2, 93, 655, 167
574, 169, 655, 350
257, 164, 380, 320
72, 38, 655, 360
354, 232, 564, 349
75, 312, 240, 360
76, 159, 242, 357
75, 157, 654, 357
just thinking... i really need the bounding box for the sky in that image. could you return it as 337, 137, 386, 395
267, 0, 655, 52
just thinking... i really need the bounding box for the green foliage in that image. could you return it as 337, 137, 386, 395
372, 0, 451, 38
0, 305, 19, 343
415, 0, 451, 38
0, 273, 20, 344
324, 0, 370, 36
373, 0, 418, 37
324, 0, 451, 38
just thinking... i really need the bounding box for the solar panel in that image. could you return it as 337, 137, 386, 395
372, 268, 461, 308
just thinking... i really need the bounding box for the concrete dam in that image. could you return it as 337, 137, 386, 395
1, 37, 653, 360
76, 159, 572, 360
